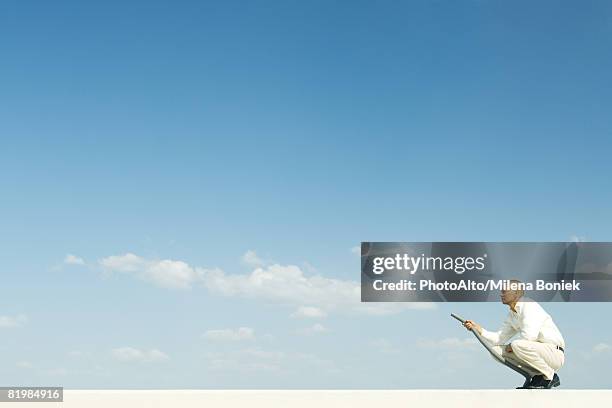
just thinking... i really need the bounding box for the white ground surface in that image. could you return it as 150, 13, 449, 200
3, 390, 612, 408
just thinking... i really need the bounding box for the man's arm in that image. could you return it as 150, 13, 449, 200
465, 318, 516, 345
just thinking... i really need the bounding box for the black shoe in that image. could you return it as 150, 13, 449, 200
516, 375, 543, 389
529, 373, 560, 389
548, 373, 561, 388
529, 375, 545, 388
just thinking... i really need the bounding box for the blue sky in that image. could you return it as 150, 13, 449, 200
1, 0, 612, 389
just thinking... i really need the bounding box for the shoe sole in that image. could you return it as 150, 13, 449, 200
520, 380, 560, 390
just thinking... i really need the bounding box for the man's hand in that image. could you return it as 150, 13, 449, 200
463, 320, 482, 335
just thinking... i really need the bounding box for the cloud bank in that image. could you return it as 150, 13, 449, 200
97, 252, 435, 316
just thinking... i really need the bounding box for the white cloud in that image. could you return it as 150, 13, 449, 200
301, 262, 318, 274
145, 259, 200, 290
242, 250, 266, 267
203, 327, 255, 342
111, 347, 169, 363
100, 253, 202, 290
100, 253, 146, 272
416, 337, 478, 350
296, 323, 328, 336
351, 246, 361, 255
291, 306, 327, 319
593, 343, 611, 353
200, 263, 435, 316
64, 254, 85, 265
0, 314, 28, 328
97, 252, 435, 315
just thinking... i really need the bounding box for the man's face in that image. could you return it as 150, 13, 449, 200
500, 289, 518, 304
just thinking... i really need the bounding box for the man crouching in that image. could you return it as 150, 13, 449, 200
464, 280, 565, 389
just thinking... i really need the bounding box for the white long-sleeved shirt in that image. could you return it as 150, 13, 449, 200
480, 298, 565, 348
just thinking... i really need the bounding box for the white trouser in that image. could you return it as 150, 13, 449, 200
491, 339, 565, 380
